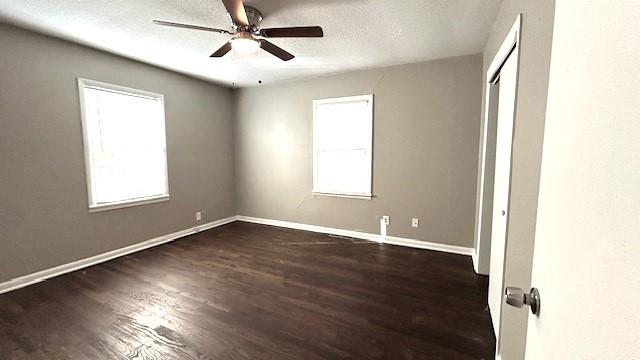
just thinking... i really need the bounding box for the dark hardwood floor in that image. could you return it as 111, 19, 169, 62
0, 222, 495, 359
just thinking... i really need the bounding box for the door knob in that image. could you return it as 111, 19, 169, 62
505, 287, 540, 315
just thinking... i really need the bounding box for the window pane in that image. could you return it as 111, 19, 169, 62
316, 149, 370, 194
315, 100, 371, 150
81, 83, 168, 207
313, 96, 372, 196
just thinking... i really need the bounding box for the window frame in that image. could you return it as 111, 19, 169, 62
77, 77, 170, 213
312, 94, 374, 200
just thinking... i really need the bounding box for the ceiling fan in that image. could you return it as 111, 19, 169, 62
153, 0, 324, 61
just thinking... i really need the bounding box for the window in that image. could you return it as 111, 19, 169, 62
313, 95, 373, 199
78, 78, 169, 212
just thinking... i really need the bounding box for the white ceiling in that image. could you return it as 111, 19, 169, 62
0, 0, 501, 88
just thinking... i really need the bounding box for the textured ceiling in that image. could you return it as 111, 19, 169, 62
0, 0, 501, 87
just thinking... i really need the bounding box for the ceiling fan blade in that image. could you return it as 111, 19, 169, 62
260, 40, 294, 61
260, 26, 324, 38
210, 42, 232, 57
153, 20, 231, 34
221, 0, 250, 27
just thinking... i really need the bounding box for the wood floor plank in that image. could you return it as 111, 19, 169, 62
0, 221, 495, 359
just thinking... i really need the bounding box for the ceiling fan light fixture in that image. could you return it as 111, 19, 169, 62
230, 36, 261, 55
153, 0, 323, 62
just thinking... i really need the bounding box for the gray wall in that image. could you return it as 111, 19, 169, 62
474, 1, 556, 359
0, 23, 485, 284
0, 23, 236, 282
235, 55, 482, 247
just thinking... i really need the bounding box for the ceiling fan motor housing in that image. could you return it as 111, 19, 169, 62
227, 5, 263, 32
154, 0, 323, 61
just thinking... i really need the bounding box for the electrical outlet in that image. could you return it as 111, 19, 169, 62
412, 218, 419, 228
382, 216, 390, 226
195, 211, 202, 221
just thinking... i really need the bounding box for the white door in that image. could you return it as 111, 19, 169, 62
487, 49, 518, 336
524, 1, 640, 359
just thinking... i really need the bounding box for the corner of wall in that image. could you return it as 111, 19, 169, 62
230, 87, 243, 215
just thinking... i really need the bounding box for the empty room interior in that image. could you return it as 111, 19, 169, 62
0, 1, 638, 359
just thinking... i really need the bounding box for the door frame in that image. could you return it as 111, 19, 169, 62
474, 14, 522, 275
473, 13, 522, 358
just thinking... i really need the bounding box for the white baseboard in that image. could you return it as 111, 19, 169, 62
236, 215, 474, 256
383, 235, 474, 256
472, 250, 480, 273
1, 214, 474, 295
236, 215, 380, 242
0, 215, 237, 295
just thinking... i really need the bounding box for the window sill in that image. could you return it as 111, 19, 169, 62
312, 192, 372, 200
89, 195, 170, 213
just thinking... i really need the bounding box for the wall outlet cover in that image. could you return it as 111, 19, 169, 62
412, 218, 419, 228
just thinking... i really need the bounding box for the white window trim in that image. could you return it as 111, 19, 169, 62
312, 192, 373, 200
312, 94, 374, 200
77, 77, 170, 213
